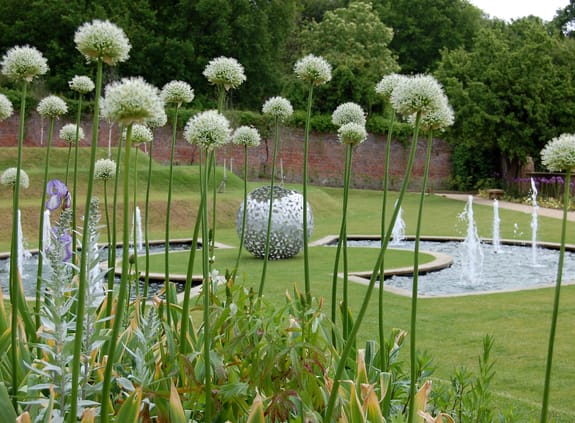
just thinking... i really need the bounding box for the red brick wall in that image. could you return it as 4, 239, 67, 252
0, 113, 452, 190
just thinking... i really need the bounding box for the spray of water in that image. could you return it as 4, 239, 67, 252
459, 196, 484, 285
131, 206, 143, 253
492, 199, 502, 253
530, 177, 539, 266
390, 204, 406, 245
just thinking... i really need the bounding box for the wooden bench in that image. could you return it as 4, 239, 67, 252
487, 189, 504, 200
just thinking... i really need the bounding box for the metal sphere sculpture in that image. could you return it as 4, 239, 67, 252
237, 185, 313, 259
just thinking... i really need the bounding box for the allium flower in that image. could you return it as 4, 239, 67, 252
59, 123, 85, 144
37, 95, 68, 119
145, 107, 167, 129
69, 75, 95, 94
0, 167, 29, 189
46, 179, 71, 211
74, 19, 131, 65
183, 110, 231, 150
1, 45, 48, 82
125, 123, 153, 145
416, 96, 454, 132
337, 122, 367, 146
294, 54, 332, 86
0, 94, 13, 121
541, 134, 575, 172
161, 80, 194, 106
95, 158, 117, 181
332, 102, 366, 127
203, 57, 246, 91
375, 73, 407, 101
390, 74, 445, 117
101, 77, 164, 125
262, 96, 293, 122
232, 126, 261, 147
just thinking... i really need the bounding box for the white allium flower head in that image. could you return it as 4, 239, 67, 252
37, 95, 68, 119
232, 126, 261, 147
161, 80, 195, 106
416, 95, 454, 132
94, 158, 117, 181
101, 77, 164, 125
375, 73, 408, 101
294, 54, 332, 86
390, 74, 446, 117
69, 75, 95, 94
59, 123, 85, 144
125, 123, 153, 144
1, 167, 29, 189
337, 122, 367, 146
262, 96, 293, 122
1, 45, 48, 82
145, 107, 168, 129
184, 110, 231, 150
332, 102, 366, 127
74, 20, 131, 65
203, 57, 246, 91
0, 94, 13, 121
541, 134, 575, 172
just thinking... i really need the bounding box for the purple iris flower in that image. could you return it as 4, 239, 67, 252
46, 179, 71, 211
52, 228, 73, 262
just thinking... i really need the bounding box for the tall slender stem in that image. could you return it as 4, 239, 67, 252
233, 144, 249, 275
142, 139, 153, 314
71, 95, 83, 273
302, 84, 314, 303
132, 147, 140, 299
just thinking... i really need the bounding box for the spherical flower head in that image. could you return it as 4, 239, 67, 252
262, 96, 293, 122
145, 107, 167, 129
541, 133, 575, 172
37, 95, 68, 119
337, 122, 367, 146
1, 45, 48, 82
59, 123, 85, 144
417, 96, 454, 132
232, 126, 261, 147
102, 77, 164, 125
125, 123, 153, 145
0, 94, 13, 121
332, 102, 366, 127
375, 73, 408, 101
74, 19, 131, 65
203, 57, 246, 91
94, 158, 117, 181
161, 80, 194, 106
294, 54, 332, 86
69, 75, 95, 94
390, 74, 446, 117
1, 167, 29, 189
184, 110, 231, 150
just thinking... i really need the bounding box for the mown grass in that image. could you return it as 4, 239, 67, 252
1, 147, 575, 421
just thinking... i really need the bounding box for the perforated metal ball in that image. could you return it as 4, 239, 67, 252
237, 185, 313, 259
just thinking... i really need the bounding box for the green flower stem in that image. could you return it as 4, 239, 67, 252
233, 144, 249, 276
324, 112, 422, 422
65, 143, 72, 185
540, 170, 571, 423
142, 140, 153, 314
379, 109, 395, 370
164, 105, 180, 325
71, 95, 83, 271
102, 180, 111, 272
35, 116, 56, 334
258, 117, 280, 296
132, 147, 140, 299
100, 123, 134, 423
69, 59, 103, 423
302, 84, 314, 303
407, 130, 433, 423
9, 79, 28, 410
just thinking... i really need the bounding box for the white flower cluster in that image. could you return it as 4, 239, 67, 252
144, 108, 167, 129
375, 73, 407, 101
37, 95, 68, 119
101, 77, 164, 125
541, 134, 575, 172
232, 126, 261, 147
332, 102, 366, 127
74, 19, 131, 65
184, 110, 231, 150
262, 96, 293, 122
417, 97, 454, 133
161, 80, 195, 106
294, 54, 332, 86
69, 75, 95, 94
126, 123, 153, 145
390, 74, 446, 118
203, 57, 246, 91
1, 167, 29, 189
94, 158, 117, 181
59, 123, 85, 144
337, 122, 367, 146
0, 94, 13, 121
1, 45, 48, 82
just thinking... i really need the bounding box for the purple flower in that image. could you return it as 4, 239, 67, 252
46, 179, 71, 211
56, 229, 73, 262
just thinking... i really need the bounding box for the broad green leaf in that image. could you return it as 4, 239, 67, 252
168, 381, 186, 423
246, 392, 265, 423
0, 382, 17, 422
114, 388, 142, 423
